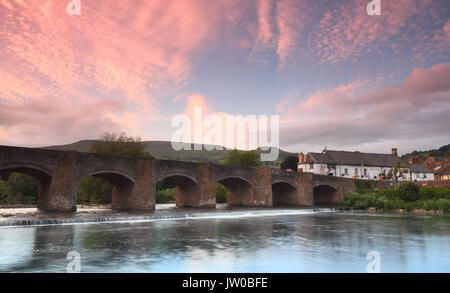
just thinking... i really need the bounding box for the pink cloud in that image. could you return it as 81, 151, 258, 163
279, 62, 450, 150
0, 0, 252, 145
0, 97, 126, 146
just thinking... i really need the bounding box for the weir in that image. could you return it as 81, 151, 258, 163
0, 207, 350, 228
0, 145, 356, 213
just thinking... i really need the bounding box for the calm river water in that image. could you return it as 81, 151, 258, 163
0, 211, 449, 273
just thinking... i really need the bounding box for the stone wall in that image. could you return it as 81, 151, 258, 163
418, 180, 450, 188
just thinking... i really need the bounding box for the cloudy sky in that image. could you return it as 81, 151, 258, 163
0, 0, 449, 155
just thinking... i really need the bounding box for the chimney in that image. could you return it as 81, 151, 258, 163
298, 152, 304, 163
391, 148, 398, 157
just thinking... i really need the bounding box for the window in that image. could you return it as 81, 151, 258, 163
355, 168, 358, 174
344, 168, 348, 175
309, 163, 314, 169
327, 164, 336, 170
364, 169, 368, 176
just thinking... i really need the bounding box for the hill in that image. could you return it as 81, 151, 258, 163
43, 140, 297, 167
401, 144, 450, 162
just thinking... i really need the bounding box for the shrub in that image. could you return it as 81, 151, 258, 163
355, 180, 372, 193
436, 199, 450, 213
215, 183, 227, 203
341, 192, 360, 206
374, 196, 388, 209
6, 173, 38, 205
423, 200, 438, 211
156, 188, 175, 203
418, 186, 435, 200
434, 188, 450, 200
376, 188, 398, 200
77, 177, 112, 204
397, 182, 420, 202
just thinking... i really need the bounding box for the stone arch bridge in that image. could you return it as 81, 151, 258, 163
0, 146, 356, 212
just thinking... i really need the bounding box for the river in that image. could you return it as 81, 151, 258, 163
0, 210, 449, 273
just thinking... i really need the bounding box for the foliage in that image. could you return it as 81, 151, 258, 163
397, 182, 420, 202
156, 188, 175, 203
90, 132, 152, 157
355, 180, 372, 193
221, 149, 260, 167
401, 144, 450, 163
338, 185, 450, 213
77, 177, 112, 204
4, 173, 38, 205
419, 186, 450, 200
215, 183, 227, 203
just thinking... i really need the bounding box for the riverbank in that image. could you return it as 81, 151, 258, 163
338, 182, 450, 214
0, 204, 348, 227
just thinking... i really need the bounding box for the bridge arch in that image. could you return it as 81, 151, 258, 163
155, 173, 201, 207
272, 180, 298, 206
0, 163, 52, 210
216, 176, 254, 206
313, 184, 339, 205
78, 170, 135, 185
77, 170, 136, 210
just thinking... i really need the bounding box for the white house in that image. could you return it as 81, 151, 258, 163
297, 148, 433, 182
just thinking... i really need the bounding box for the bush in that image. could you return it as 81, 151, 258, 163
436, 199, 450, 213
376, 188, 398, 200
423, 200, 438, 211
418, 187, 450, 200
418, 186, 435, 200
6, 173, 38, 205
340, 187, 450, 213
355, 180, 372, 193
341, 192, 360, 206
434, 188, 450, 200
77, 177, 113, 204
156, 188, 175, 203
215, 183, 227, 203
397, 182, 420, 202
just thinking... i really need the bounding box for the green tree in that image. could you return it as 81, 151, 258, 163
397, 182, 420, 202
6, 173, 38, 205
90, 132, 152, 157
77, 177, 112, 204
221, 149, 260, 167
215, 183, 227, 203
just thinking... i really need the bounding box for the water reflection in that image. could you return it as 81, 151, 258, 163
0, 212, 449, 272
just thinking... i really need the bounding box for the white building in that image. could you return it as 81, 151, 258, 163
297, 148, 433, 182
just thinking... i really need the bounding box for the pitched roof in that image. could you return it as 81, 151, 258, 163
427, 156, 446, 162
304, 150, 400, 167
436, 164, 450, 175
407, 163, 433, 173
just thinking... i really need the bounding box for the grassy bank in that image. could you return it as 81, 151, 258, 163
338, 182, 450, 213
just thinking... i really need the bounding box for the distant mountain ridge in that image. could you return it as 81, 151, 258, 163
43, 140, 297, 167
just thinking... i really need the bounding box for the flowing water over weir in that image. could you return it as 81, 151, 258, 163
0, 207, 350, 228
